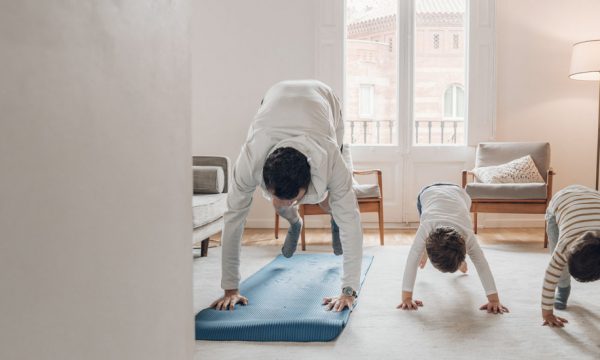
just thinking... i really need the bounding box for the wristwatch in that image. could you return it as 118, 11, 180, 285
342, 286, 357, 298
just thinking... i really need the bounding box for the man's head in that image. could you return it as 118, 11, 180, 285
263, 147, 311, 204
568, 231, 600, 283
425, 226, 466, 273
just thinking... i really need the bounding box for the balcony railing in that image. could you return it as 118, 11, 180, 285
345, 119, 465, 145
346, 119, 394, 144
415, 119, 464, 145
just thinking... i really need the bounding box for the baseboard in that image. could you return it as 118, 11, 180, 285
245, 217, 545, 229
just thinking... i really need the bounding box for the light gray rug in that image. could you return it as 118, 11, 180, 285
194, 244, 600, 359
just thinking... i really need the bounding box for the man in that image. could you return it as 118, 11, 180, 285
210, 80, 364, 312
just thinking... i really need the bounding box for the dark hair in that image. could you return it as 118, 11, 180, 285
568, 231, 600, 282
262, 147, 311, 200
425, 226, 466, 273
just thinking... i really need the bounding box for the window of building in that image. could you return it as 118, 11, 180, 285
444, 84, 465, 119
453, 34, 460, 49
433, 33, 440, 49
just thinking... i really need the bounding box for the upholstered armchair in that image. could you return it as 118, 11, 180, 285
462, 142, 554, 247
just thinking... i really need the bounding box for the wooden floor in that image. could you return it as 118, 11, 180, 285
206, 227, 545, 248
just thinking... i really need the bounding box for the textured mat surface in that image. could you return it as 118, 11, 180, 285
195, 254, 373, 342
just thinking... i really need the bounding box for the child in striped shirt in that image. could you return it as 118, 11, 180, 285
542, 184, 600, 327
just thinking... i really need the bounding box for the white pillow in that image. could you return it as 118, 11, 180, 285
472, 155, 544, 184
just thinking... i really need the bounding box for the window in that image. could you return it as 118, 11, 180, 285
345, 0, 397, 145
359, 85, 374, 118
414, 0, 467, 145
344, 0, 468, 146
444, 84, 465, 119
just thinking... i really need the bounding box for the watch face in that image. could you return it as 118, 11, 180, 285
343, 287, 353, 296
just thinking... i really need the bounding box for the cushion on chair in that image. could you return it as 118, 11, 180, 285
353, 184, 380, 198
192, 194, 227, 228
471, 155, 544, 184
465, 183, 547, 200
476, 142, 550, 181
193, 166, 224, 194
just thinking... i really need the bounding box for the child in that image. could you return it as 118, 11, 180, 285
398, 184, 509, 314
541, 184, 600, 327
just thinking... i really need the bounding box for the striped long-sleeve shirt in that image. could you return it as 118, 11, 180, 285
542, 185, 600, 311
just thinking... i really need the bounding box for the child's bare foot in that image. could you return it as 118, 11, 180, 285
459, 261, 468, 273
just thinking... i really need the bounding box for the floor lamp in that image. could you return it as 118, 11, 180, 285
570, 40, 600, 190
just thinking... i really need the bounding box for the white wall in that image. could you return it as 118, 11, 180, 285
496, 0, 600, 192
0, 2, 194, 359
192, 0, 317, 227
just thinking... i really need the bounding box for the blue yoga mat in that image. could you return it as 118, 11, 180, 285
195, 254, 373, 342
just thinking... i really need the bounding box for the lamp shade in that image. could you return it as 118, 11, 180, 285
570, 40, 600, 80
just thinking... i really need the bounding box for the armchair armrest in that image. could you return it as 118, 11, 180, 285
461, 170, 475, 188
192, 156, 231, 193
353, 169, 383, 198
546, 168, 555, 201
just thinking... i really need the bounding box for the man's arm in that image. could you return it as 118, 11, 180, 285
212, 148, 257, 310
326, 154, 362, 311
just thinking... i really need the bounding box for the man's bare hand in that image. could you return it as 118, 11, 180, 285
397, 298, 424, 310
323, 294, 355, 312
542, 309, 568, 327
210, 289, 248, 311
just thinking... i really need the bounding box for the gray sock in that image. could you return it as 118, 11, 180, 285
331, 218, 343, 256
554, 285, 571, 310
281, 218, 302, 258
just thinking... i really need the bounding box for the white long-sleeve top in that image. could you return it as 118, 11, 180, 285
221, 80, 364, 291
402, 185, 498, 295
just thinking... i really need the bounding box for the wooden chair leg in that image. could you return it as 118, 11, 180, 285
300, 206, 306, 251
200, 238, 209, 257
473, 212, 478, 234
378, 202, 384, 246
544, 220, 548, 248
274, 213, 279, 239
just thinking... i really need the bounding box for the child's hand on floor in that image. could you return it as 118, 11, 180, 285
479, 293, 509, 314
542, 309, 568, 327
397, 291, 423, 310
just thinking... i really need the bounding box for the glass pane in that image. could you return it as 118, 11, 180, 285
345, 0, 398, 145
413, 0, 467, 145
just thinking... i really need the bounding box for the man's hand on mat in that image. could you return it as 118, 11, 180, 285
542, 310, 568, 328
210, 289, 249, 311
479, 294, 509, 314
322, 295, 354, 312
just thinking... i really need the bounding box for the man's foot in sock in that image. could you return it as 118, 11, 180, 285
281, 218, 302, 258
554, 285, 571, 310
331, 218, 343, 256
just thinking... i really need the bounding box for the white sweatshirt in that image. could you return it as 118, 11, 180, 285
220, 80, 364, 291
402, 185, 498, 295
